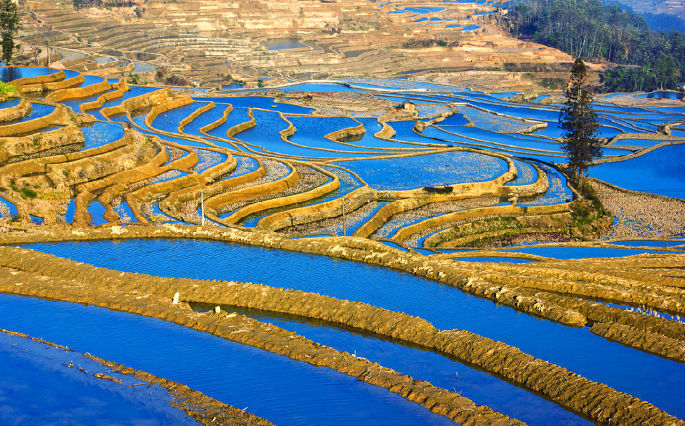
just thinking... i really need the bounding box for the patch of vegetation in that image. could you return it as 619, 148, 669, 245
423, 185, 453, 194
0, 81, 17, 95
425, 206, 611, 248
402, 39, 459, 48
430, 216, 528, 247
20, 187, 37, 199
223, 75, 246, 85
505, 0, 684, 91
0, 0, 19, 64
568, 177, 612, 235
540, 78, 563, 89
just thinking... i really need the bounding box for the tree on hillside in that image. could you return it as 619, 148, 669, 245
655, 54, 679, 90
560, 58, 601, 181
0, 0, 19, 64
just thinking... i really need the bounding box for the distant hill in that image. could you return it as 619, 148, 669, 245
610, 0, 685, 20
605, 0, 685, 32
505, 0, 685, 91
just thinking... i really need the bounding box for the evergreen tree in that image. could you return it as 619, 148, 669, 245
0, 0, 19, 64
560, 58, 601, 180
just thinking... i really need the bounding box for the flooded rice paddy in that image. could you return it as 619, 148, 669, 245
0, 325, 195, 425
0, 65, 683, 423
19, 240, 685, 420
0, 295, 453, 426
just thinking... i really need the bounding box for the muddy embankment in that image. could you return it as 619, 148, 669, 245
0, 329, 272, 425
0, 243, 681, 424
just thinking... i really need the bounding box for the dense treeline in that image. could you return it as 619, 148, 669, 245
639, 12, 685, 34
504, 0, 684, 92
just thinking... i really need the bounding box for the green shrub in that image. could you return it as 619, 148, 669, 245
423, 185, 453, 194
21, 187, 37, 199
0, 82, 17, 95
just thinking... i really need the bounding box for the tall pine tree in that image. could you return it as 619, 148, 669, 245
560, 58, 601, 181
0, 0, 19, 64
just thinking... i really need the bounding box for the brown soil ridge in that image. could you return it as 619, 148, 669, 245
0, 244, 681, 424
0, 261, 520, 425
0, 329, 272, 425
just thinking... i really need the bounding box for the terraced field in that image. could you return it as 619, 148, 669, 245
17, 0, 573, 90
0, 66, 684, 424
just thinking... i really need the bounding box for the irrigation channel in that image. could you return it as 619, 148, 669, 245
0, 65, 683, 424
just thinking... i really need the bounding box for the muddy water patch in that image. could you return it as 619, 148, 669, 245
19, 239, 685, 419
265, 38, 308, 50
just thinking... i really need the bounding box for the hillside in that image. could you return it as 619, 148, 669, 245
611, 0, 685, 19
17, 0, 573, 91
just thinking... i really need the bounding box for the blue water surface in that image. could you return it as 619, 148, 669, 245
0, 295, 453, 426
12, 103, 55, 124
181, 104, 227, 136
0, 194, 17, 219
61, 86, 117, 114
337, 151, 508, 190
82, 122, 125, 150
87, 202, 108, 226
100, 86, 160, 110
212, 307, 586, 425
0, 330, 195, 425
1, 67, 58, 82
588, 144, 685, 198
18, 239, 685, 420
237, 110, 360, 158
506, 159, 538, 186
0, 97, 20, 109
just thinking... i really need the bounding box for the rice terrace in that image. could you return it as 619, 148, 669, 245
0, 0, 683, 424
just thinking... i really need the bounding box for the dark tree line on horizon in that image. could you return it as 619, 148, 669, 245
504, 0, 684, 92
